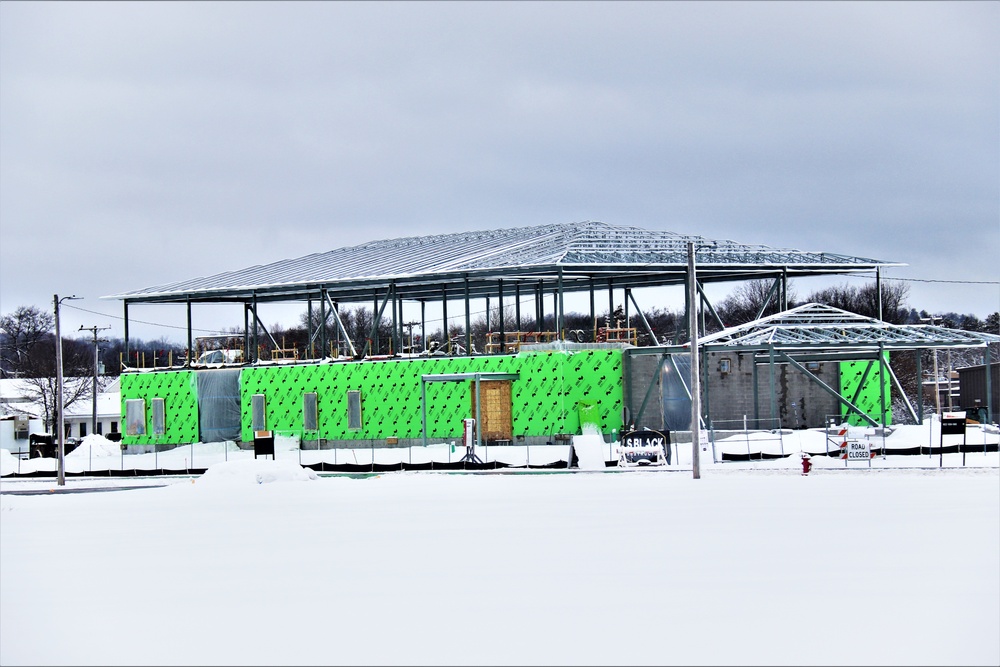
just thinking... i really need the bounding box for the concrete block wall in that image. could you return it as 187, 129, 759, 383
704, 351, 840, 430
625, 353, 664, 431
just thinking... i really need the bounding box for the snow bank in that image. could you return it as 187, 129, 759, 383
195, 458, 318, 486
712, 421, 1000, 458
274, 432, 301, 451
0, 448, 17, 476
571, 433, 607, 470
66, 434, 121, 459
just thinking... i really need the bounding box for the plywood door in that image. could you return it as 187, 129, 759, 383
470, 381, 513, 441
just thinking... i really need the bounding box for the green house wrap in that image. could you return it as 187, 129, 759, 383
119, 370, 199, 446
839, 354, 893, 426
119, 349, 624, 446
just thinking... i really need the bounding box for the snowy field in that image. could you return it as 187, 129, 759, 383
1, 424, 998, 666
3, 418, 999, 475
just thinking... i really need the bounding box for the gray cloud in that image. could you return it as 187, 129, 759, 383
2, 1, 997, 341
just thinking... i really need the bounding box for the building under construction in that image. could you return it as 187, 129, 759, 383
103, 221, 998, 455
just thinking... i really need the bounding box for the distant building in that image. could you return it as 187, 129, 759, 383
0, 377, 121, 453
62, 378, 122, 440
957, 362, 999, 421
922, 370, 962, 413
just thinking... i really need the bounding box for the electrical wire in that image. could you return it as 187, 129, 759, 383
61, 274, 997, 339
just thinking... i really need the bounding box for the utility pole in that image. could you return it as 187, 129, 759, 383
404, 321, 419, 354
687, 242, 701, 479
920, 317, 943, 416
687, 240, 716, 480
946, 349, 954, 412
53, 294, 79, 486
932, 348, 941, 416
79, 325, 110, 436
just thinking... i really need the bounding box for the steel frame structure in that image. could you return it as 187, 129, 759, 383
627, 303, 1000, 436
103, 221, 904, 363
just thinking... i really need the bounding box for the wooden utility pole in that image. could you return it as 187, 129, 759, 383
79, 325, 110, 435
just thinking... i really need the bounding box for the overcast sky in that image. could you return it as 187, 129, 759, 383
1, 1, 997, 343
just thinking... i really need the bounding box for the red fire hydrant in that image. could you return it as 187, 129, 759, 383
800, 452, 813, 476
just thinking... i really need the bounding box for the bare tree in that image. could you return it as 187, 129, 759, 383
716, 279, 798, 327
0, 321, 95, 432
0, 305, 55, 377
17, 375, 93, 434
805, 280, 909, 323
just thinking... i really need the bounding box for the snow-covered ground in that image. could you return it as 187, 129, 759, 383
1, 422, 997, 666
3, 418, 998, 476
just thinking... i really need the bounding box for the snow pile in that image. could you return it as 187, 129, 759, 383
571, 433, 607, 470
0, 448, 17, 476
274, 432, 301, 451
66, 434, 121, 459
195, 458, 318, 486
174, 440, 242, 456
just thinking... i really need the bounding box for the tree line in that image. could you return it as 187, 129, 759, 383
3, 280, 998, 427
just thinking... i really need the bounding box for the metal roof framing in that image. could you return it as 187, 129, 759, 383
626, 303, 1000, 432
103, 221, 902, 306
694, 303, 1000, 353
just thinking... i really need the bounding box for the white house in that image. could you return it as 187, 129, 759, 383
0, 377, 121, 453
63, 378, 122, 439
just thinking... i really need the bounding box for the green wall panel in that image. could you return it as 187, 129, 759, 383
564, 349, 625, 434
119, 370, 199, 445
119, 350, 625, 446
839, 355, 892, 426
238, 350, 624, 443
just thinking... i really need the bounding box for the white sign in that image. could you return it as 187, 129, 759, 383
846, 441, 870, 461
617, 430, 668, 467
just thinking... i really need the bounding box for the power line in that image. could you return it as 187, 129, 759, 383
56, 277, 997, 339
844, 274, 1000, 285
60, 300, 533, 337
62, 303, 229, 334
886, 277, 1000, 285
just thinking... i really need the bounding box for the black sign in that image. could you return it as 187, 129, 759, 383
620, 429, 670, 448
620, 429, 670, 465
254, 433, 275, 459
941, 418, 966, 436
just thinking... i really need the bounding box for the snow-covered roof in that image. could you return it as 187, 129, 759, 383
62, 391, 121, 419
0, 379, 40, 417
0, 378, 120, 419
102, 221, 902, 305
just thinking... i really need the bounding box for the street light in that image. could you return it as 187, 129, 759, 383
53, 294, 80, 486
687, 240, 716, 480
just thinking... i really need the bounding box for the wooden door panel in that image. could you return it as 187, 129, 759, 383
471, 381, 513, 441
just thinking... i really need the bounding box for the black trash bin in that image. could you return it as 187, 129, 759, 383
253, 431, 275, 460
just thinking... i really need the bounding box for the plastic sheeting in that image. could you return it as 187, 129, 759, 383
125, 399, 146, 436
196, 369, 242, 443
662, 353, 693, 432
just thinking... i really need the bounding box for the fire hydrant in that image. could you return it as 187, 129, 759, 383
800, 452, 813, 476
